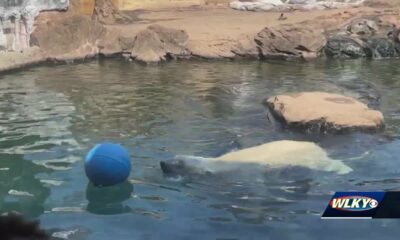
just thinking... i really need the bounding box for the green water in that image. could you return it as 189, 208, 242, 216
1, 59, 400, 239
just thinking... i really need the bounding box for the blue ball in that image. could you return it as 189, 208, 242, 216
85, 143, 132, 187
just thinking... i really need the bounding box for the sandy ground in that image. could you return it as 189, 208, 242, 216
115, 6, 382, 40
107, 5, 390, 58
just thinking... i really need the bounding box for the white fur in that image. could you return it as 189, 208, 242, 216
181, 140, 352, 174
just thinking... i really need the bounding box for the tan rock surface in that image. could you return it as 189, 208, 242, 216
189, 40, 236, 59
265, 92, 384, 132
255, 25, 326, 60
30, 14, 124, 59
31, 15, 106, 55
92, 0, 132, 24
130, 25, 190, 63
0, 47, 46, 72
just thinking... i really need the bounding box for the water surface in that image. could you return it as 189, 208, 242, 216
1, 59, 400, 239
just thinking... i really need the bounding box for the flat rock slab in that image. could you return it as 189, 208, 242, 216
265, 92, 384, 133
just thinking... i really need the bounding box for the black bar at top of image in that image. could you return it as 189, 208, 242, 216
374, 192, 400, 218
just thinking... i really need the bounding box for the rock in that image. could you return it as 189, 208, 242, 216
188, 40, 236, 59
97, 28, 124, 56
30, 15, 107, 58
230, 0, 365, 11
388, 26, 400, 43
30, 14, 124, 59
118, 35, 137, 52
259, 0, 283, 4
130, 29, 166, 63
231, 35, 259, 57
317, 0, 365, 9
230, 1, 274, 11
363, 0, 393, 8
255, 25, 326, 60
365, 37, 399, 58
326, 16, 400, 59
300, 3, 326, 10
325, 36, 367, 58
130, 25, 190, 63
69, 0, 95, 15
346, 18, 379, 35
148, 25, 189, 56
287, 0, 316, 4
230, 0, 284, 11
92, 0, 132, 25
0, 47, 46, 72
265, 92, 384, 133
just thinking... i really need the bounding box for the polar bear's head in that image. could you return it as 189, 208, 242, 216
160, 156, 214, 176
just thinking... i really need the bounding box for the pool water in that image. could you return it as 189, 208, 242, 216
1, 59, 400, 239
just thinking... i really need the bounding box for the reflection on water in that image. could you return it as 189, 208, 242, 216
0, 153, 49, 217
86, 182, 133, 215
1, 59, 400, 239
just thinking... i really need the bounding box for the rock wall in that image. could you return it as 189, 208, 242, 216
71, 0, 95, 15
71, 0, 207, 14
111, 0, 204, 10
0, 0, 69, 52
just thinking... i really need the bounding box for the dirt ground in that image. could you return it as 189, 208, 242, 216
114, 5, 389, 43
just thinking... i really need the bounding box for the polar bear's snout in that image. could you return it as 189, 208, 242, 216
160, 158, 186, 175
160, 156, 213, 176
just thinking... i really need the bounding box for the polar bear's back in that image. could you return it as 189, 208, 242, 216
169, 140, 352, 175
215, 140, 341, 172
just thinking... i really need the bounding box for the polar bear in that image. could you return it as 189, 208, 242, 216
160, 140, 352, 176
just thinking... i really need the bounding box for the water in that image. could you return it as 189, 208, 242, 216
1, 58, 400, 239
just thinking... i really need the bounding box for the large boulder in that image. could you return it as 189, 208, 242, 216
324, 36, 367, 58
363, 0, 393, 8
30, 15, 110, 59
92, 0, 132, 25
255, 25, 326, 60
365, 37, 399, 58
346, 18, 379, 35
326, 17, 400, 59
130, 25, 190, 63
265, 92, 384, 133
231, 35, 259, 58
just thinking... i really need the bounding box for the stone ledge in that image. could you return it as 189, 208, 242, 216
265, 92, 384, 133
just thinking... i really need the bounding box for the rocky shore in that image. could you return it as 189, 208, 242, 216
0, 0, 399, 71
0, 2, 391, 137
